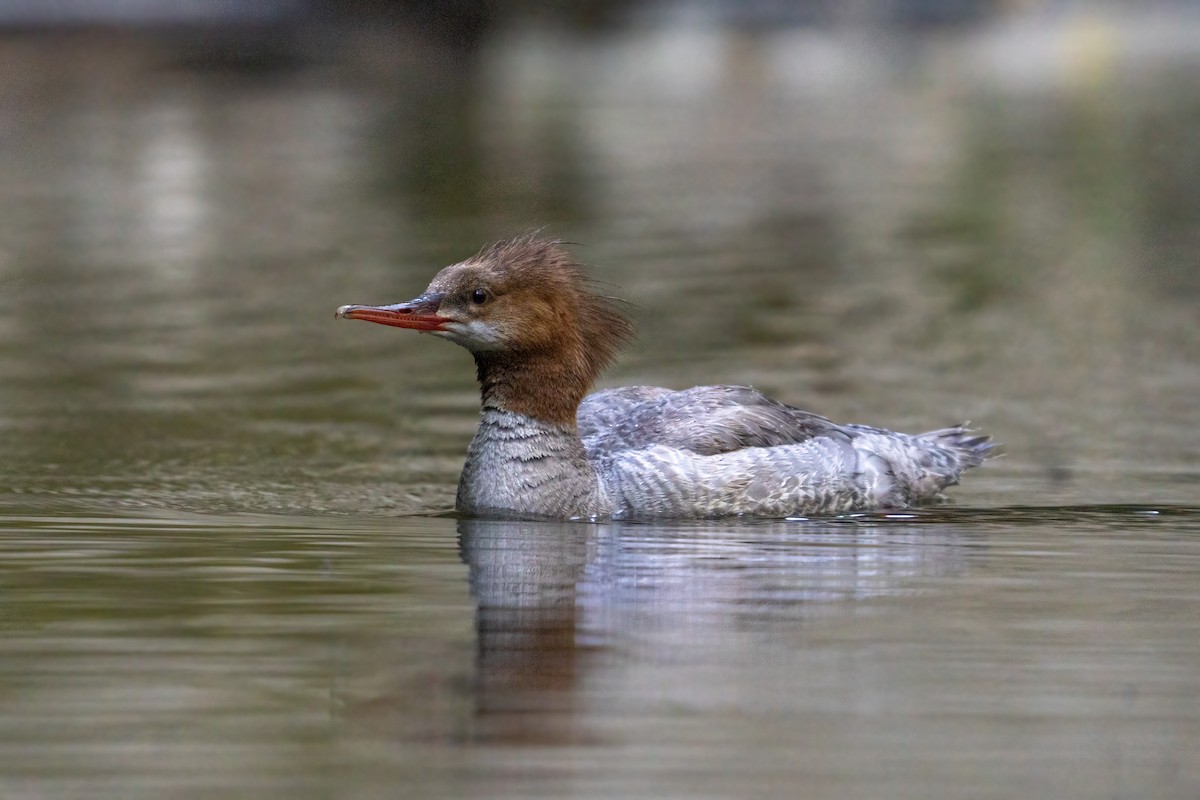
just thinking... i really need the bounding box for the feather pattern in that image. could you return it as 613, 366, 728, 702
579, 388, 995, 518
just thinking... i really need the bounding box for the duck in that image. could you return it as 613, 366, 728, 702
336, 234, 996, 520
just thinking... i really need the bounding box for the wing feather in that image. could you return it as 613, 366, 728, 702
579, 385, 850, 458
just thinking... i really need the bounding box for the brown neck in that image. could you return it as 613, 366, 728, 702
475, 349, 593, 427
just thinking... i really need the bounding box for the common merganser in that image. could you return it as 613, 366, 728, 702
336, 234, 996, 520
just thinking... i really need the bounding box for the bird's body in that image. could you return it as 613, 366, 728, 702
337, 235, 995, 520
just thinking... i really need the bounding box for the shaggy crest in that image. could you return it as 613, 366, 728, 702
465, 234, 634, 379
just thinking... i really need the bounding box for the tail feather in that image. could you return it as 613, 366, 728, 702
850, 423, 998, 506
919, 423, 1001, 470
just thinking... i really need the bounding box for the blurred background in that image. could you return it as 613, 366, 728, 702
0, 0, 1198, 514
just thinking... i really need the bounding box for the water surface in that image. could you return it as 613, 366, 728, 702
3, 508, 1198, 798
2, 12, 1199, 799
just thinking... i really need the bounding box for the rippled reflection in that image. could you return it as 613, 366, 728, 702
458, 515, 972, 744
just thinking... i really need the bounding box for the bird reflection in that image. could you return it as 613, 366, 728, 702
458, 517, 593, 744
456, 514, 968, 745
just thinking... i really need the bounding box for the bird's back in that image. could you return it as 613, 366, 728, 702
581, 385, 996, 518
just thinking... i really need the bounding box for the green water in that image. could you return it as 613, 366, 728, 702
1, 16, 1199, 800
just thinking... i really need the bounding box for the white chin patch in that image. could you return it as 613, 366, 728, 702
436, 320, 506, 352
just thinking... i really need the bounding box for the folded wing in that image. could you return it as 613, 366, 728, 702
579, 384, 850, 458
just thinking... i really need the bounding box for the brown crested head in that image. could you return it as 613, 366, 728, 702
337, 234, 634, 424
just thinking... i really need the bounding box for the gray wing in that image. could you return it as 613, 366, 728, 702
579, 384, 851, 458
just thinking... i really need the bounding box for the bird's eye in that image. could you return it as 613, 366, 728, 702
471, 288, 488, 305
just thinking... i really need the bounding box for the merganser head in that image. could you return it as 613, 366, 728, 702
337, 234, 634, 424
